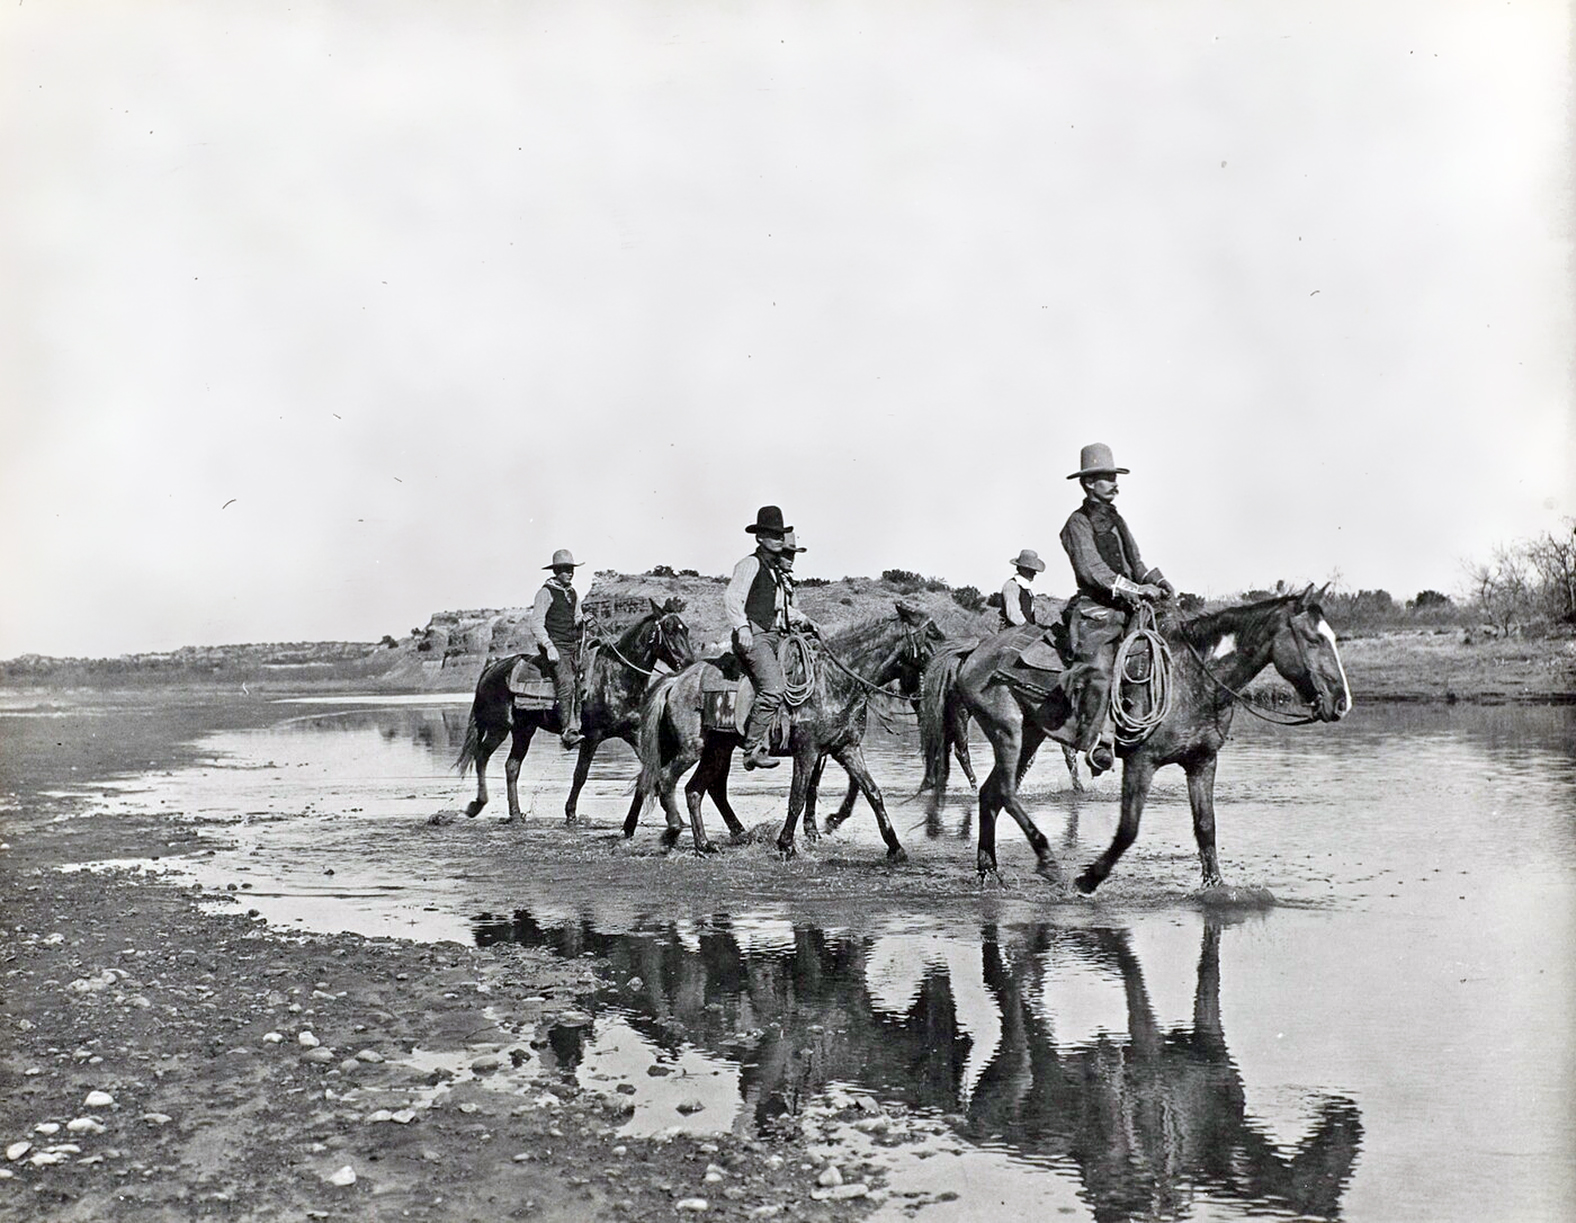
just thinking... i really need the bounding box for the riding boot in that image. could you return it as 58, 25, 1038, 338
1087, 718, 1116, 776
549, 652, 582, 749
740, 699, 781, 770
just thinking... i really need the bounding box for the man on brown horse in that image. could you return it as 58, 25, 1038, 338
1059, 444, 1174, 774
725, 507, 817, 770
528, 548, 586, 749
1000, 548, 1046, 628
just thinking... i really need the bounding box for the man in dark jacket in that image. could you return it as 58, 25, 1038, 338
1059, 445, 1174, 774
528, 548, 586, 749
724, 507, 815, 770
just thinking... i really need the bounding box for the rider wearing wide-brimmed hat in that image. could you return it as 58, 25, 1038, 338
724, 507, 816, 770
528, 548, 587, 749
1000, 548, 1046, 629
1058, 445, 1174, 774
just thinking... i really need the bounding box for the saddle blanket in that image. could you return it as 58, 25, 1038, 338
697, 658, 790, 754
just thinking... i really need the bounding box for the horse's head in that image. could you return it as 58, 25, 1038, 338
1270, 585, 1352, 722
645, 597, 695, 671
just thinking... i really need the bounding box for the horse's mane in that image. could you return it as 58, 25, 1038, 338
1179, 594, 1304, 652
823, 613, 917, 673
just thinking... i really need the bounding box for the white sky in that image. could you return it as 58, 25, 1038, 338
1, 1, 1571, 657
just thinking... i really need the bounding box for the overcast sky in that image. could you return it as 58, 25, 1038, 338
2, 1, 1571, 657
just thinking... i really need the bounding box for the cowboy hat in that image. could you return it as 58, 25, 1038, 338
543, 548, 582, 570
783, 529, 807, 553
1009, 548, 1045, 573
745, 505, 792, 536
1066, 442, 1131, 480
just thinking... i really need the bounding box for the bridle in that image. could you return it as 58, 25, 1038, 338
597, 614, 688, 678
1180, 609, 1324, 727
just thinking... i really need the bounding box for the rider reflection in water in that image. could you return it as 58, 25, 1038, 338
475, 908, 1363, 1221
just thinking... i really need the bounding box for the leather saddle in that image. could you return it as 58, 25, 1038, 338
507, 654, 557, 709
993, 622, 1078, 731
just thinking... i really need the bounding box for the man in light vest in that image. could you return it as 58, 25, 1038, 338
1058, 445, 1174, 774
724, 507, 816, 770
528, 549, 586, 749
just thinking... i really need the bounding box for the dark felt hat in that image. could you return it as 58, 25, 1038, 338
745, 505, 792, 536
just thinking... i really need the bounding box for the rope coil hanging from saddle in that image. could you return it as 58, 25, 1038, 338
779, 630, 816, 707
1110, 603, 1174, 745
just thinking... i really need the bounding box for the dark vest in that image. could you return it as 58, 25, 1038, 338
543, 583, 579, 649
1073, 502, 1142, 603
1001, 581, 1034, 626
744, 552, 788, 631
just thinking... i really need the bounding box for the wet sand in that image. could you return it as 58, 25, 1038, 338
0, 709, 920, 1223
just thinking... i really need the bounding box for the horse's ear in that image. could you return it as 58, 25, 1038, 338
650, 598, 664, 615
1295, 583, 1316, 609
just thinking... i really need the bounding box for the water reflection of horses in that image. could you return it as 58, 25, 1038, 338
630, 610, 935, 859
454, 600, 695, 823
476, 909, 1362, 1221
921, 587, 1351, 891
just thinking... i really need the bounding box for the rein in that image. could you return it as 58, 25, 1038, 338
1179, 634, 1320, 727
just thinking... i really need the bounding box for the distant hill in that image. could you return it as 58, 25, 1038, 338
0, 571, 1023, 692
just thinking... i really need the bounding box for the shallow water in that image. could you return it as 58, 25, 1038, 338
4, 694, 1573, 1222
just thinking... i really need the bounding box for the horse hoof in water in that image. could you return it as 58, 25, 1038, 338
776, 839, 797, 861
658, 828, 682, 852
1074, 870, 1101, 895
695, 841, 720, 856
1034, 858, 1064, 887
886, 845, 908, 864
1193, 883, 1274, 909
464, 801, 484, 818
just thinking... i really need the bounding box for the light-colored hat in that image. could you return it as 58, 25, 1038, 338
1067, 442, 1130, 480
543, 548, 582, 570
1009, 548, 1045, 573
783, 530, 807, 554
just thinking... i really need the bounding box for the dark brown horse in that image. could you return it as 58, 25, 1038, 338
920, 587, 1351, 891
628, 614, 914, 859
455, 599, 694, 823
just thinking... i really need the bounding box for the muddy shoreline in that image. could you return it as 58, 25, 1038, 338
0, 786, 931, 1221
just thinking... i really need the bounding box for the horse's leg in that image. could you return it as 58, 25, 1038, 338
834, 745, 906, 862
656, 756, 690, 851
775, 747, 819, 859
706, 754, 748, 841
564, 731, 602, 825
465, 724, 509, 818
821, 759, 861, 835
803, 754, 826, 831
503, 721, 538, 824
1185, 755, 1225, 888
996, 723, 1060, 884
975, 722, 1023, 881
1063, 744, 1085, 793
684, 744, 722, 855
1077, 755, 1157, 893
950, 705, 978, 789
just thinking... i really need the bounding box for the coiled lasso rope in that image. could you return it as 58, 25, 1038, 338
779, 631, 817, 706
1110, 602, 1173, 745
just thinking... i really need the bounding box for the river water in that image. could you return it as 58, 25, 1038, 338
4, 693, 1572, 1222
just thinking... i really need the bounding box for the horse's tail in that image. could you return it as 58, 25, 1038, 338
631, 673, 675, 817
455, 714, 482, 778
455, 656, 515, 777
919, 645, 968, 806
